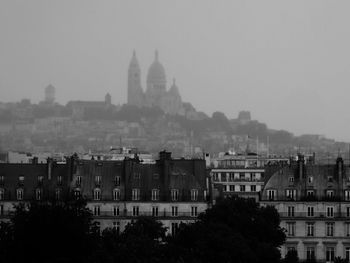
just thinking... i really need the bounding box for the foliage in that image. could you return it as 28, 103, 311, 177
167, 196, 286, 263
283, 250, 299, 263
0, 200, 99, 263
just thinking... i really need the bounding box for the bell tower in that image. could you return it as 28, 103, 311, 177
127, 50, 144, 106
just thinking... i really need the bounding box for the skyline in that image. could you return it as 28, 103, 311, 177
1, 1, 350, 141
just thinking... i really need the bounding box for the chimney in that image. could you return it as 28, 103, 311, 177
159, 150, 172, 161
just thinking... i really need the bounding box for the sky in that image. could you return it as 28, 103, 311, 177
1, 0, 350, 141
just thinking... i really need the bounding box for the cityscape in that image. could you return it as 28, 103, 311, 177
1, 1, 350, 263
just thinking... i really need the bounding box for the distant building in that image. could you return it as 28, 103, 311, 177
66, 94, 113, 119
45, 84, 55, 104
260, 155, 350, 262
127, 51, 184, 116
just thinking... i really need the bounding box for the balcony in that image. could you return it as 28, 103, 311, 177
92, 211, 198, 218
279, 212, 349, 219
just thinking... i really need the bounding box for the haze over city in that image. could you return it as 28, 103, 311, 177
1, 0, 350, 141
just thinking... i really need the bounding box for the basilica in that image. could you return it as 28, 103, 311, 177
127, 50, 185, 115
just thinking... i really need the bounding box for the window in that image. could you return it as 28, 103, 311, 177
76, 176, 82, 186
113, 221, 120, 234
286, 222, 295, 236
152, 206, 158, 217
288, 206, 295, 217
171, 206, 178, 217
307, 206, 314, 217
308, 176, 313, 183
132, 206, 139, 216
345, 190, 350, 201
19, 176, 24, 182
38, 176, 44, 183
0, 188, 4, 200
240, 185, 246, 192
345, 222, 350, 237
251, 185, 256, 192
153, 173, 159, 179
17, 189, 24, 200
74, 189, 81, 199
346, 247, 350, 263
326, 247, 335, 262
93, 206, 100, 216
306, 247, 315, 262
0, 205, 3, 216
55, 189, 61, 200
326, 190, 334, 198
212, 173, 218, 181
326, 222, 334, 236
0, 176, 4, 184
228, 173, 234, 181
229, 185, 235, 192
307, 190, 315, 197
152, 189, 159, 201
134, 172, 140, 179
171, 189, 179, 201
95, 176, 101, 185
347, 207, 350, 217
221, 173, 227, 182
113, 189, 120, 201
267, 190, 276, 200
113, 206, 119, 216
286, 189, 296, 200
93, 188, 101, 201
327, 206, 334, 217
239, 173, 245, 180
171, 222, 178, 236
191, 206, 198, 217
327, 176, 333, 183
132, 188, 140, 201
191, 189, 198, 201
115, 176, 121, 186
288, 177, 294, 183
307, 222, 314, 236
57, 176, 62, 185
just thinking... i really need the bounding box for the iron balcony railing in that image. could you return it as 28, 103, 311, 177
93, 211, 199, 218
279, 212, 350, 219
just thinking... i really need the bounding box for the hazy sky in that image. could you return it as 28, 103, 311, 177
1, 0, 350, 141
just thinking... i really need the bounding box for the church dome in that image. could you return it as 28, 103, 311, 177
147, 50, 166, 86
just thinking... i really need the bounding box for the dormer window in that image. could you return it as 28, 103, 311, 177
93, 188, 101, 201
16, 188, 24, 200
307, 190, 315, 198
55, 189, 61, 200
76, 176, 82, 186
286, 189, 296, 200
191, 189, 198, 201
327, 176, 333, 183
57, 176, 62, 185
36, 189, 42, 200
171, 189, 179, 201
115, 176, 121, 186
18, 176, 24, 185
0, 176, 4, 185
344, 190, 350, 201
267, 189, 276, 201
308, 176, 313, 183
132, 188, 140, 201
151, 189, 159, 201
326, 190, 334, 198
74, 189, 81, 200
113, 188, 120, 201
0, 188, 4, 200
38, 176, 44, 185
95, 176, 101, 186
288, 177, 294, 183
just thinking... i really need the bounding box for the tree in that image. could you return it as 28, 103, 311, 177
107, 216, 167, 263
0, 200, 99, 263
168, 196, 286, 263
334, 257, 348, 263
283, 250, 299, 263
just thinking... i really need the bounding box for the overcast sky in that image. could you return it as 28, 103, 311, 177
1, 0, 350, 141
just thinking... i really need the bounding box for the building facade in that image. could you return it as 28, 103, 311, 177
260, 156, 350, 262
0, 151, 209, 235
